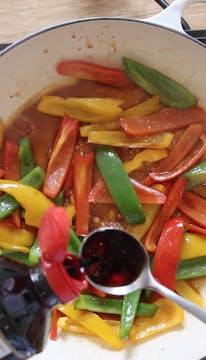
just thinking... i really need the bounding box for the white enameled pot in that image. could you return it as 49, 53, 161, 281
0, 1, 206, 359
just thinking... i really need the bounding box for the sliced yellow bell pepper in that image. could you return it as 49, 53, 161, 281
127, 204, 160, 240
0, 180, 53, 228
180, 232, 206, 260
0, 180, 76, 228
187, 278, 206, 303
121, 96, 159, 119
0, 222, 35, 253
57, 303, 123, 350
58, 316, 121, 336
38, 96, 124, 123
80, 121, 120, 137
130, 298, 184, 342
57, 316, 94, 336
67, 204, 75, 220
175, 280, 206, 307
58, 300, 184, 344
124, 149, 167, 173
88, 131, 174, 149
79, 96, 160, 137
152, 184, 167, 194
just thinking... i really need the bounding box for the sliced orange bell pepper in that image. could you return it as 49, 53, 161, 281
57, 303, 123, 350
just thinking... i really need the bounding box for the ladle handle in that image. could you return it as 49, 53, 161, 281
149, 274, 206, 324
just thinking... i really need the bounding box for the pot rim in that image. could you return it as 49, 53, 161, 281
1, 15, 205, 58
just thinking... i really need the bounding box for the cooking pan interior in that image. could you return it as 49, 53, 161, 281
0, 18, 206, 124
1, 14, 206, 360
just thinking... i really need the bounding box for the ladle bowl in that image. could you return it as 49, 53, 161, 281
80, 227, 206, 324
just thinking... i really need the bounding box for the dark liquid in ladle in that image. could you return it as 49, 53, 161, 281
80, 228, 145, 287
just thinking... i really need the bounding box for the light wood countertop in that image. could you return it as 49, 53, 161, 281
0, 0, 205, 44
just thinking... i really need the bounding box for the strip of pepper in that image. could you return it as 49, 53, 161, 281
95, 145, 145, 225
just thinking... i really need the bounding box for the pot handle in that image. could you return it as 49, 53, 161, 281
146, 0, 206, 34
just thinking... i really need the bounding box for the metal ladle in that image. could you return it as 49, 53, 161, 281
80, 227, 206, 324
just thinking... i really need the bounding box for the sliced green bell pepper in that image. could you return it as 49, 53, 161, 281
28, 237, 41, 265
0, 248, 32, 266
183, 160, 206, 190
68, 228, 81, 255
19, 137, 35, 177
28, 227, 81, 265
95, 145, 145, 225
176, 256, 206, 280
52, 190, 65, 206
122, 57, 197, 109
120, 289, 141, 338
74, 294, 158, 317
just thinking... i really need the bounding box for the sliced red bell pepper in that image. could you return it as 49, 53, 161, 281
38, 204, 70, 263
185, 223, 206, 236
2, 141, 20, 180
43, 114, 79, 199
50, 307, 59, 340
144, 176, 187, 252
151, 124, 203, 174
130, 178, 166, 204
89, 176, 113, 203
89, 176, 166, 205
86, 283, 106, 298
10, 209, 22, 228
63, 162, 74, 200
56, 60, 134, 88
2, 141, 21, 226
178, 191, 206, 228
39, 205, 87, 303
148, 134, 206, 183
0, 169, 4, 178
152, 217, 185, 290
120, 105, 206, 136
73, 151, 94, 236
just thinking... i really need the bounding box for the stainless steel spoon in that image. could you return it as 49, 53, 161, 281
80, 227, 206, 324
